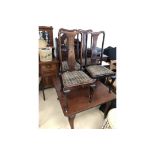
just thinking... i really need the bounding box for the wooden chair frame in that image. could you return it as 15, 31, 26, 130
85, 31, 115, 93
58, 28, 96, 113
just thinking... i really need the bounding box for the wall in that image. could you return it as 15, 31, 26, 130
37, 0, 118, 49
52, 18, 117, 49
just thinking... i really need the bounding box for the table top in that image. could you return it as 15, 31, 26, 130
53, 78, 116, 117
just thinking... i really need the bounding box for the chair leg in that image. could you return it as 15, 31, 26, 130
42, 78, 45, 101
42, 88, 45, 101
109, 76, 116, 93
104, 101, 112, 118
89, 84, 96, 103
59, 74, 63, 92
64, 93, 68, 113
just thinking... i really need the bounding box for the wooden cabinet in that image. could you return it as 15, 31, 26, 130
39, 59, 59, 88
39, 26, 59, 88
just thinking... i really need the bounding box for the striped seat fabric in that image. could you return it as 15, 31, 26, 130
62, 70, 96, 88
86, 65, 115, 78
62, 61, 80, 71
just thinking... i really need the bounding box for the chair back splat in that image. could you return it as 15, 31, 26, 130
78, 29, 92, 67
58, 28, 79, 72
90, 31, 105, 65
66, 31, 77, 71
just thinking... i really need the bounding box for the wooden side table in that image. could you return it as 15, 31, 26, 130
39, 26, 58, 89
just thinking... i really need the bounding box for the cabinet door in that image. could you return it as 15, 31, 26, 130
39, 61, 59, 88
43, 76, 54, 88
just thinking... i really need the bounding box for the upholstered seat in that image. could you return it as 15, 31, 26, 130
86, 65, 115, 78
62, 70, 95, 88
62, 61, 80, 72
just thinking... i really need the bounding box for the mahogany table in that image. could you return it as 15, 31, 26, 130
53, 78, 116, 129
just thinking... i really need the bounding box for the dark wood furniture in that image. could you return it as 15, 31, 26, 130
53, 78, 116, 129
58, 28, 96, 113
39, 59, 59, 88
85, 31, 115, 93
39, 26, 59, 89
55, 34, 81, 63
77, 29, 92, 67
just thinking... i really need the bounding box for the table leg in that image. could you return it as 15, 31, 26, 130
42, 77, 45, 100
63, 89, 71, 113
89, 84, 95, 103
104, 101, 112, 118
68, 115, 76, 129
109, 76, 116, 93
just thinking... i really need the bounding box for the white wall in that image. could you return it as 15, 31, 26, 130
52, 21, 116, 48
38, 0, 118, 48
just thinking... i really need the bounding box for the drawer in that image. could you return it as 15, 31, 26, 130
41, 64, 55, 71
40, 63, 58, 76
42, 71, 56, 77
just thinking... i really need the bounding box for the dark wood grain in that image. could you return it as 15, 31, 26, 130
58, 29, 78, 71
78, 29, 92, 66
39, 26, 58, 88
53, 78, 116, 117
68, 115, 75, 129
39, 59, 59, 88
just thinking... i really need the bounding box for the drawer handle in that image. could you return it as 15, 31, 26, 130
47, 65, 51, 68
